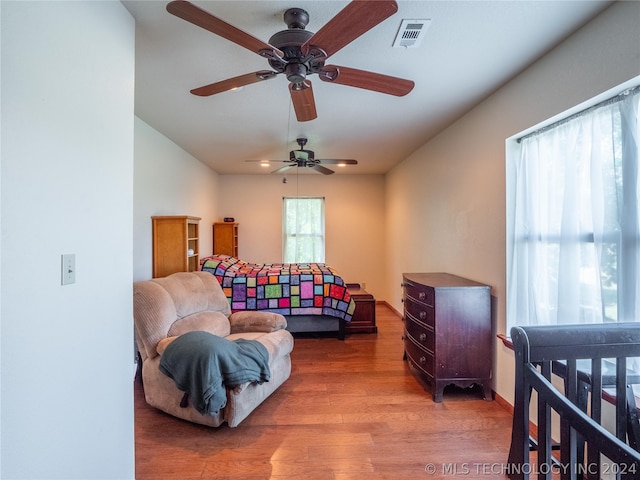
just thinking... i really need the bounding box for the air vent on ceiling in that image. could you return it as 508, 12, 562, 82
392, 19, 431, 48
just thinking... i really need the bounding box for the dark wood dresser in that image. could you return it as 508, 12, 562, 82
402, 272, 492, 402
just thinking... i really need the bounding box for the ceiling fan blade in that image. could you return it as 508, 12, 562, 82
312, 164, 335, 175
166, 1, 283, 57
301, 0, 398, 59
190, 71, 277, 96
245, 160, 288, 163
319, 65, 414, 96
289, 82, 317, 122
271, 164, 295, 174
317, 159, 358, 165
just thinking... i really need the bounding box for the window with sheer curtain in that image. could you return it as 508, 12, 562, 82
282, 197, 325, 263
507, 86, 640, 329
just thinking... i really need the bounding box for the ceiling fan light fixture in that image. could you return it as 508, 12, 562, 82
295, 151, 309, 161
246, 136, 357, 175
285, 62, 308, 83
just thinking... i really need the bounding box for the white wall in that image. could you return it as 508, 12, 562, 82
1, 2, 135, 479
385, 1, 640, 403
217, 174, 386, 298
133, 117, 220, 281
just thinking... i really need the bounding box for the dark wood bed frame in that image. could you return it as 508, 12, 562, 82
284, 315, 346, 340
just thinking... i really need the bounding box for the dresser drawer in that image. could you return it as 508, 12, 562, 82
404, 297, 435, 327
404, 334, 434, 378
404, 317, 435, 353
403, 281, 434, 306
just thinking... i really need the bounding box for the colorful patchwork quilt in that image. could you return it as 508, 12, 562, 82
200, 255, 355, 322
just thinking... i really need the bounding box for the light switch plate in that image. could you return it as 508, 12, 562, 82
61, 254, 75, 285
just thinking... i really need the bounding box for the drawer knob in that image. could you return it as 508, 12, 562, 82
419, 332, 427, 342
419, 311, 427, 320
418, 291, 426, 301
419, 356, 427, 365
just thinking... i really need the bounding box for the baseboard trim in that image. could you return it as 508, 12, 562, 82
380, 300, 403, 319
494, 391, 513, 414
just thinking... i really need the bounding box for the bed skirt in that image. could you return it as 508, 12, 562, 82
284, 315, 346, 340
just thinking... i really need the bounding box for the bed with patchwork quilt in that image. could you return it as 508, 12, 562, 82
200, 255, 356, 339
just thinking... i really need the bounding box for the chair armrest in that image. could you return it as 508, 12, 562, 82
228, 311, 287, 334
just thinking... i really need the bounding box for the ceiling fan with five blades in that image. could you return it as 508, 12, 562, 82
248, 137, 358, 175
166, 0, 415, 122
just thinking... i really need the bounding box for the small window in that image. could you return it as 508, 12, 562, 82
282, 197, 325, 263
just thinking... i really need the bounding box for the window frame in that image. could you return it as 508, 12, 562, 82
282, 196, 326, 263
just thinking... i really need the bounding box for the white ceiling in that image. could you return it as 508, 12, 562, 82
123, 0, 613, 175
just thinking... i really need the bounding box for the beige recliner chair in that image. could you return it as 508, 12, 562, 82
133, 271, 294, 427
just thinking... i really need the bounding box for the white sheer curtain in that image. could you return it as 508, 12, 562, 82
282, 197, 325, 263
507, 88, 640, 328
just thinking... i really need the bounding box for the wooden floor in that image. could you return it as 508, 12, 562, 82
135, 304, 514, 479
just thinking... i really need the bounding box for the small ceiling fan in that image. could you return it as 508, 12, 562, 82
166, 0, 414, 122
248, 138, 358, 175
